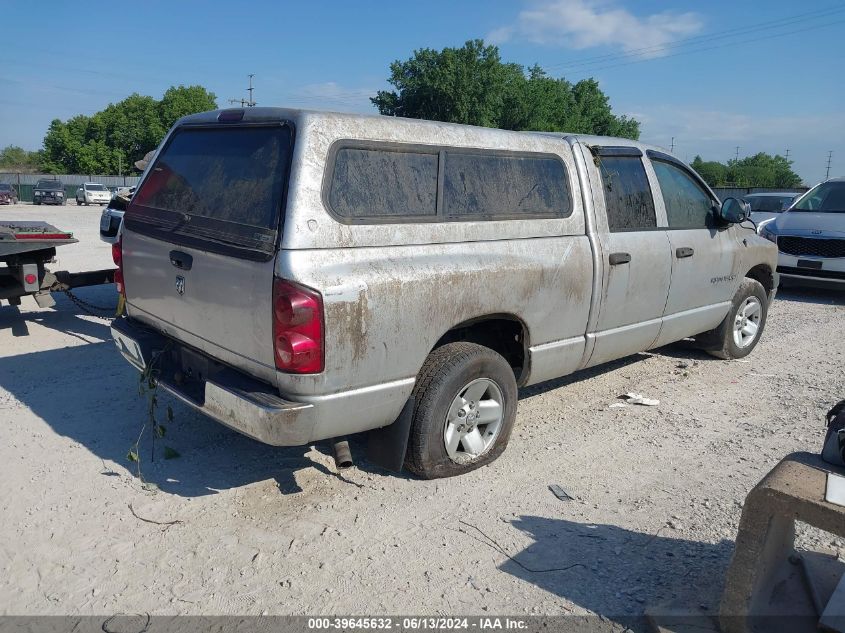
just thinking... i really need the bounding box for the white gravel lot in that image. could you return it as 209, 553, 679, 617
1, 203, 843, 626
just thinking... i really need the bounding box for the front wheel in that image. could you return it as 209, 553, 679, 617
697, 278, 769, 360
405, 342, 517, 479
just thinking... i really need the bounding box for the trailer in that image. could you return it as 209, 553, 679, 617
0, 220, 115, 309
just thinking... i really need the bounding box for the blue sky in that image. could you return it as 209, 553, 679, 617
1, 0, 843, 185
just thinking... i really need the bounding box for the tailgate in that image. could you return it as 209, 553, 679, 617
123, 232, 277, 381
121, 121, 293, 383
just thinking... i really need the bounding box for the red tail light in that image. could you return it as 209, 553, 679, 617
113, 238, 125, 295
273, 279, 324, 373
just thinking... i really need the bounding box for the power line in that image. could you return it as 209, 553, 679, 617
544, 5, 845, 72
562, 16, 845, 79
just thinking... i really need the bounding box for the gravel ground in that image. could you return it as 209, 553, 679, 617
1, 204, 843, 627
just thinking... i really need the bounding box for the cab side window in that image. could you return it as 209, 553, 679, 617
443, 152, 570, 218
598, 156, 656, 232
652, 161, 714, 229
329, 147, 439, 219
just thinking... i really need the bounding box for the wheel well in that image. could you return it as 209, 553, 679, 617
745, 265, 775, 298
434, 316, 527, 383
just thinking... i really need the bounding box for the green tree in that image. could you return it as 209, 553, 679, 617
372, 40, 524, 127
372, 39, 638, 139
691, 153, 801, 188
0, 145, 41, 171
691, 155, 729, 187
159, 85, 218, 130
727, 153, 802, 188
40, 85, 217, 174
99, 93, 167, 173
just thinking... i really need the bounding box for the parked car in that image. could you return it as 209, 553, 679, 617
0, 184, 18, 205
33, 179, 66, 205
110, 108, 777, 479
759, 177, 845, 287
99, 187, 134, 244
76, 183, 111, 206
744, 192, 802, 225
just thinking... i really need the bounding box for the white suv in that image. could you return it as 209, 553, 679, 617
76, 183, 111, 206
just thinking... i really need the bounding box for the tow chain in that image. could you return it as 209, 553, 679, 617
61, 288, 119, 321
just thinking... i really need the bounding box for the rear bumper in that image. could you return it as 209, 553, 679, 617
110, 317, 317, 445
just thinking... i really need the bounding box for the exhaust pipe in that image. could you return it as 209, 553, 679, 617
331, 438, 353, 470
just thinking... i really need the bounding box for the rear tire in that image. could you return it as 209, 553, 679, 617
697, 278, 768, 360
405, 342, 517, 479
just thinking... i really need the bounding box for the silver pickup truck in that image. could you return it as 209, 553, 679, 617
110, 108, 777, 479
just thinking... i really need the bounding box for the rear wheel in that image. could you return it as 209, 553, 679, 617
76, 199, 81, 206
405, 342, 517, 479
697, 278, 768, 360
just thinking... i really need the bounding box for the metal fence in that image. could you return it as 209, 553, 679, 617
1, 173, 811, 206
712, 186, 808, 201
0, 173, 141, 203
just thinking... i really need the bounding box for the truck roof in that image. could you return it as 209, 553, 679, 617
173, 107, 671, 157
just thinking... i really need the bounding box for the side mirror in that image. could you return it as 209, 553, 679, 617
719, 197, 749, 223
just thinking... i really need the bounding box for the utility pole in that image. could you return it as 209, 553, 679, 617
784, 148, 790, 162
825, 151, 833, 180
247, 74, 255, 107
228, 73, 257, 108
670, 137, 675, 153
735, 146, 740, 161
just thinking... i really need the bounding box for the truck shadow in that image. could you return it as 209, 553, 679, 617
0, 305, 349, 498
519, 354, 649, 400
495, 515, 732, 631
775, 285, 845, 306
518, 340, 715, 401
0, 286, 118, 341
